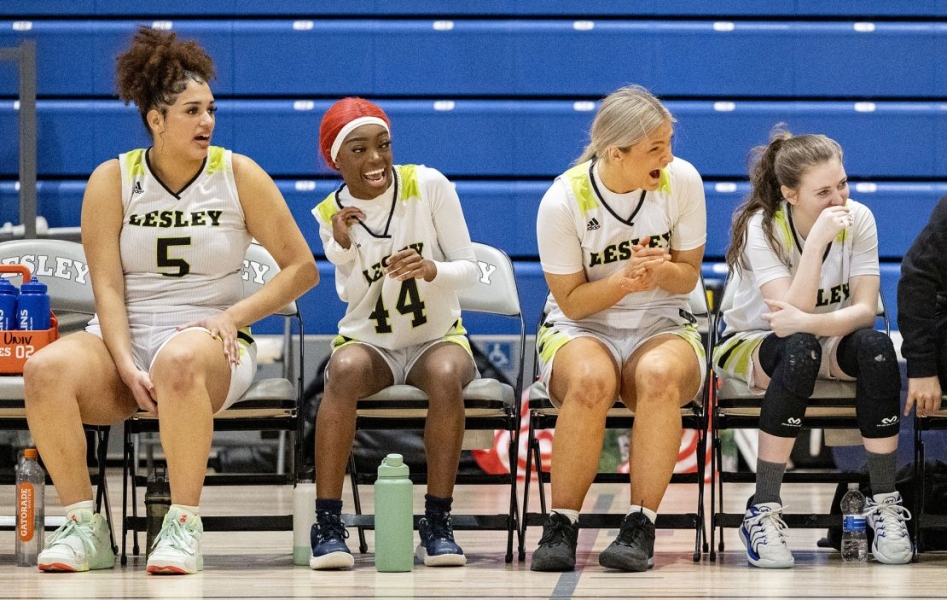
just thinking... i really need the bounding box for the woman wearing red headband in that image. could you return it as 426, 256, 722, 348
309, 97, 478, 570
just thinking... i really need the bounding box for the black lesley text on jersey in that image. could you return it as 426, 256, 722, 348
588, 230, 671, 268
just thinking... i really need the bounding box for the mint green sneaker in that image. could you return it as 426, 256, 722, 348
146, 506, 204, 574
38, 509, 115, 572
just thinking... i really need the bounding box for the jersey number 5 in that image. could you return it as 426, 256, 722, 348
157, 237, 191, 277
369, 278, 428, 334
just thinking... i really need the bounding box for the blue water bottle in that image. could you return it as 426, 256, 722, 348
0, 277, 17, 330
18, 278, 50, 331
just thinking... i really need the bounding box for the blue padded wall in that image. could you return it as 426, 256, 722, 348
6, 1, 947, 17
1, 100, 944, 180
3, 20, 946, 98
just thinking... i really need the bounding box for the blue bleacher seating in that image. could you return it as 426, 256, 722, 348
6, 1, 947, 17
1, 99, 944, 180
3, 20, 946, 98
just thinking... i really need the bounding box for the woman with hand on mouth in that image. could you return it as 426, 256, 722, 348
309, 97, 479, 570
23, 26, 318, 575
715, 127, 911, 568
529, 85, 707, 573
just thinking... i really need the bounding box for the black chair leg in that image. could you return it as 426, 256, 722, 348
348, 454, 368, 554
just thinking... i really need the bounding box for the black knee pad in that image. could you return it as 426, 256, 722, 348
779, 333, 822, 399
758, 334, 820, 438
845, 330, 902, 438
850, 330, 901, 400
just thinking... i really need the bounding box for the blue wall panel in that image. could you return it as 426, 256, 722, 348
231, 21, 373, 97
375, 21, 515, 96
653, 23, 793, 96
0, 22, 96, 96
5, 20, 945, 98
512, 22, 655, 95
13, 1, 947, 17
2, 100, 945, 179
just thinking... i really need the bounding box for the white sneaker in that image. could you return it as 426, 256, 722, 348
146, 506, 204, 574
866, 491, 913, 564
739, 502, 794, 568
38, 509, 115, 572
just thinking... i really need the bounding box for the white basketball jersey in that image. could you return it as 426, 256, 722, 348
722, 199, 880, 335
538, 158, 706, 332
314, 164, 464, 350
116, 146, 251, 314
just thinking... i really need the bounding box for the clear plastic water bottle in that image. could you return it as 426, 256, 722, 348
840, 482, 868, 563
374, 453, 414, 572
0, 276, 17, 330
144, 463, 171, 558
293, 467, 317, 566
17, 277, 50, 331
16, 448, 46, 567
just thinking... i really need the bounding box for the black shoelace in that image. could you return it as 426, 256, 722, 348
538, 516, 573, 547
423, 512, 456, 541
613, 516, 651, 548
317, 511, 349, 542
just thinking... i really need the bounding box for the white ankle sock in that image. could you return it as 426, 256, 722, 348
628, 504, 657, 524
552, 508, 579, 524
64, 500, 95, 521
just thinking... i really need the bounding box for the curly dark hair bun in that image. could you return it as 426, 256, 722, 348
115, 26, 216, 120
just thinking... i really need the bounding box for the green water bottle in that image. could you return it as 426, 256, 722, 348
374, 453, 414, 572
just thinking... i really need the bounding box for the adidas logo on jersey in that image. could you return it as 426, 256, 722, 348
132, 181, 144, 195
586, 218, 600, 231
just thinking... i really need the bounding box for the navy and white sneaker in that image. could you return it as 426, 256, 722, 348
740, 501, 794, 568
416, 511, 466, 567
866, 491, 912, 565
310, 511, 355, 570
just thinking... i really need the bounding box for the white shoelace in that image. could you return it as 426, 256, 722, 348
747, 505, 790, 545
152, 518, 197, 555
46, 519, 95, 554
866, 500, 912, 539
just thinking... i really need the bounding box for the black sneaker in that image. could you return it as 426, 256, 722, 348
598, 511, 655, 572
416, 511, 466, 567
530, 512, 579, 572
310, 510, 354, 570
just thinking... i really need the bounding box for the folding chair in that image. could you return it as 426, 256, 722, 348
0, 238, 114, 550
519, 281, 711, 563
709, 275, 889, 561
121, 241, 304, 564
344, 242, 524, 563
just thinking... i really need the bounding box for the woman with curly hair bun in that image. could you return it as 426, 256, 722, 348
23, 27, 318, 574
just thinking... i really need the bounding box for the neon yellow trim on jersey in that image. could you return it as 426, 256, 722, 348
206, 146, 226, 174
315, 196, 340, 224
773, 208, 794, 248
398, 164, 420, 202
657, 167, 671, 194
564, 162, 598, 216
125, 149, 146, 177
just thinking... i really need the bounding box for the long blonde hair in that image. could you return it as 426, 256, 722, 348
726, 126, 844, 272
576, 85, 675, 164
